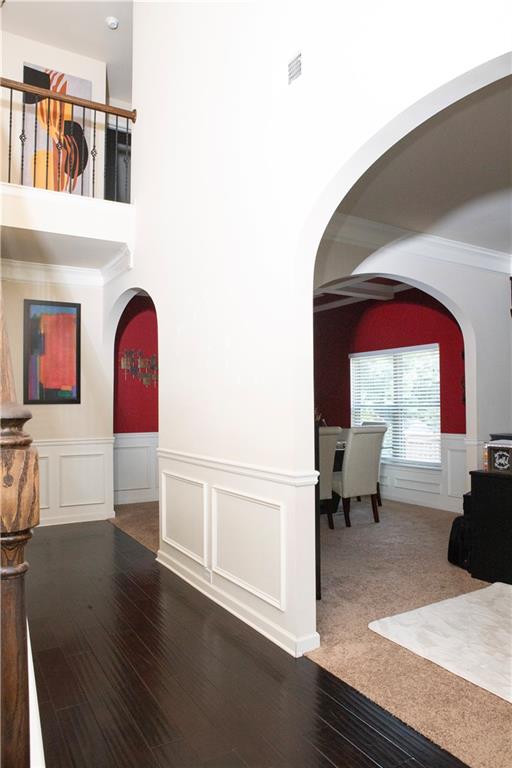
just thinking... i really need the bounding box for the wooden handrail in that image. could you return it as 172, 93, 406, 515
1, 302, 40, 768
1, 76, 137, 123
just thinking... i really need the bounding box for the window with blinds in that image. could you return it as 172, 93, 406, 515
350, 343, 441, 465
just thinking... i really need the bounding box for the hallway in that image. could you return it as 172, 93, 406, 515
26, 522, 467, 768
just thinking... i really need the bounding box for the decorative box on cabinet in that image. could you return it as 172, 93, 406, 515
469, 471, 512, 585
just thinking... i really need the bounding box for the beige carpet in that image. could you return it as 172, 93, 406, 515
308, 499, 512, 768
109, 502, 159, 552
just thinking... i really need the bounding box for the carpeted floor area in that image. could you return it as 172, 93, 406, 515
308, 499, 512, 768
109, 501, 159, 552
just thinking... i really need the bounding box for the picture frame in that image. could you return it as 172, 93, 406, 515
23, 299, 81, 405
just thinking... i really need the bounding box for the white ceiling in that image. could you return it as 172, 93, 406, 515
335, 76, 512, 254
1, 0, 133, 104
1, 226, 125, 268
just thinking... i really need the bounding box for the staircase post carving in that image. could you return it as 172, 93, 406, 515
1, 301, 40, 768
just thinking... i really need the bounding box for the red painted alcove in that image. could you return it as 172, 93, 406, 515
314, 288, 466, 434
114, 295, 158, 433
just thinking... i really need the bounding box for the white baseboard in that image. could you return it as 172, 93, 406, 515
114, 432, 158, 505
156, 548, 320, 657
38, 509, 114, 527
34, 437, 114, 526
28, 625, 45, 768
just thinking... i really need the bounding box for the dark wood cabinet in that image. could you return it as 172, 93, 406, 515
469, 470, 512, 584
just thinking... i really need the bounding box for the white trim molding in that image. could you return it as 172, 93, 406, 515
33, 437, 114, 525
323, 213, 511, 275
1, 248, 132, 286
157, 448, 318, 488
1, 258, 104, 286
156, 548, 319, 658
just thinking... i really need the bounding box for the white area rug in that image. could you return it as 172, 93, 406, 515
369, 582, 512, 703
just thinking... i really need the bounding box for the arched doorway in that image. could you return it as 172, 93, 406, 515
111, 291, 159, 552
306, 64, 511, 766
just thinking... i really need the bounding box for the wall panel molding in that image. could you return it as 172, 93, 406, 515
157, 449, 319, 658
161, 470, 208, 567
212, 486, 286, 611
33, 437, 113, 525
380, 433, 467, 512
114, 432, 158, 504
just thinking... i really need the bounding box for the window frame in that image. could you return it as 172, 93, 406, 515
349, 342, 441, 468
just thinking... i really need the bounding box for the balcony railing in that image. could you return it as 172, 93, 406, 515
1, 77, 136, 203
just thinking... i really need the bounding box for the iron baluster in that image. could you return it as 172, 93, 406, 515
19, 100, 26, 185
125, 117, 129, 203
91, 110, 97, 198
114, 114, 119, 202
45, 97, 50, 189
103, 112, 108, 201
81, 107, 85, 196
56, 102, 63, 191
33, 99, 38, 187
69, 104, 74, 193
7, 89, 12, 183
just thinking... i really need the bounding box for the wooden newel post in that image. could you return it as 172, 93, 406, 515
1, 305, 39, 768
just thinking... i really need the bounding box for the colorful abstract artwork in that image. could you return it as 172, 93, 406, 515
120, 349, 158, 388
24, 301, 81, 405
23, 63, 92, 193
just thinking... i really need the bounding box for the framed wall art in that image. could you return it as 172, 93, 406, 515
24, 300, 81, 404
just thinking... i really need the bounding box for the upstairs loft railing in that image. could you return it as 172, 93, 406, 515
1, 77, 136, 203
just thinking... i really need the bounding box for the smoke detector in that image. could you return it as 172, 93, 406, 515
105, 16, 120, 31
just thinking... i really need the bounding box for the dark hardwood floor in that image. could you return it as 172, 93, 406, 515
26, 522, 468, 768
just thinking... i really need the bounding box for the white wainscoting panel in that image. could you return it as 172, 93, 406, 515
212, 486, 285, 611
156, 449, 320, 657
33, 438, 113, 525
114, 432, 158, 504
443, 434, 469, 497
161, 471, 208, 566
380, 433, 467, 512
60, 453, 105, 507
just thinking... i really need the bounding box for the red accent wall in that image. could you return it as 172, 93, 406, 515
314, 289, 466, 434
114, 296, 158, 433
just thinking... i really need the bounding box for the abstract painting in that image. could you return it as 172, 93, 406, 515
119, 349, 158, 388
22, 63, 92, 194
24, 300, 81, 404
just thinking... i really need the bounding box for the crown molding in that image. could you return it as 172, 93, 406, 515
1, 246, 132, 286
324, 213, 512, 275
1, 258, 104, 286
101, 246, 132, 284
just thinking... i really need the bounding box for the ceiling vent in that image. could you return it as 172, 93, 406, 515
288, 53, 302, 85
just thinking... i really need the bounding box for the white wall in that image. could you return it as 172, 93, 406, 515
104, 1, 511, 654
2, 276, 114, 525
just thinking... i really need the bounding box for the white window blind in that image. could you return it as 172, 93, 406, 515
350, 344, 441, 465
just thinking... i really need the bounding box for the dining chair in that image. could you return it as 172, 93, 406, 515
318, 426, 343, 529
362, 420, 387, 506
331, 426, 387, 527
